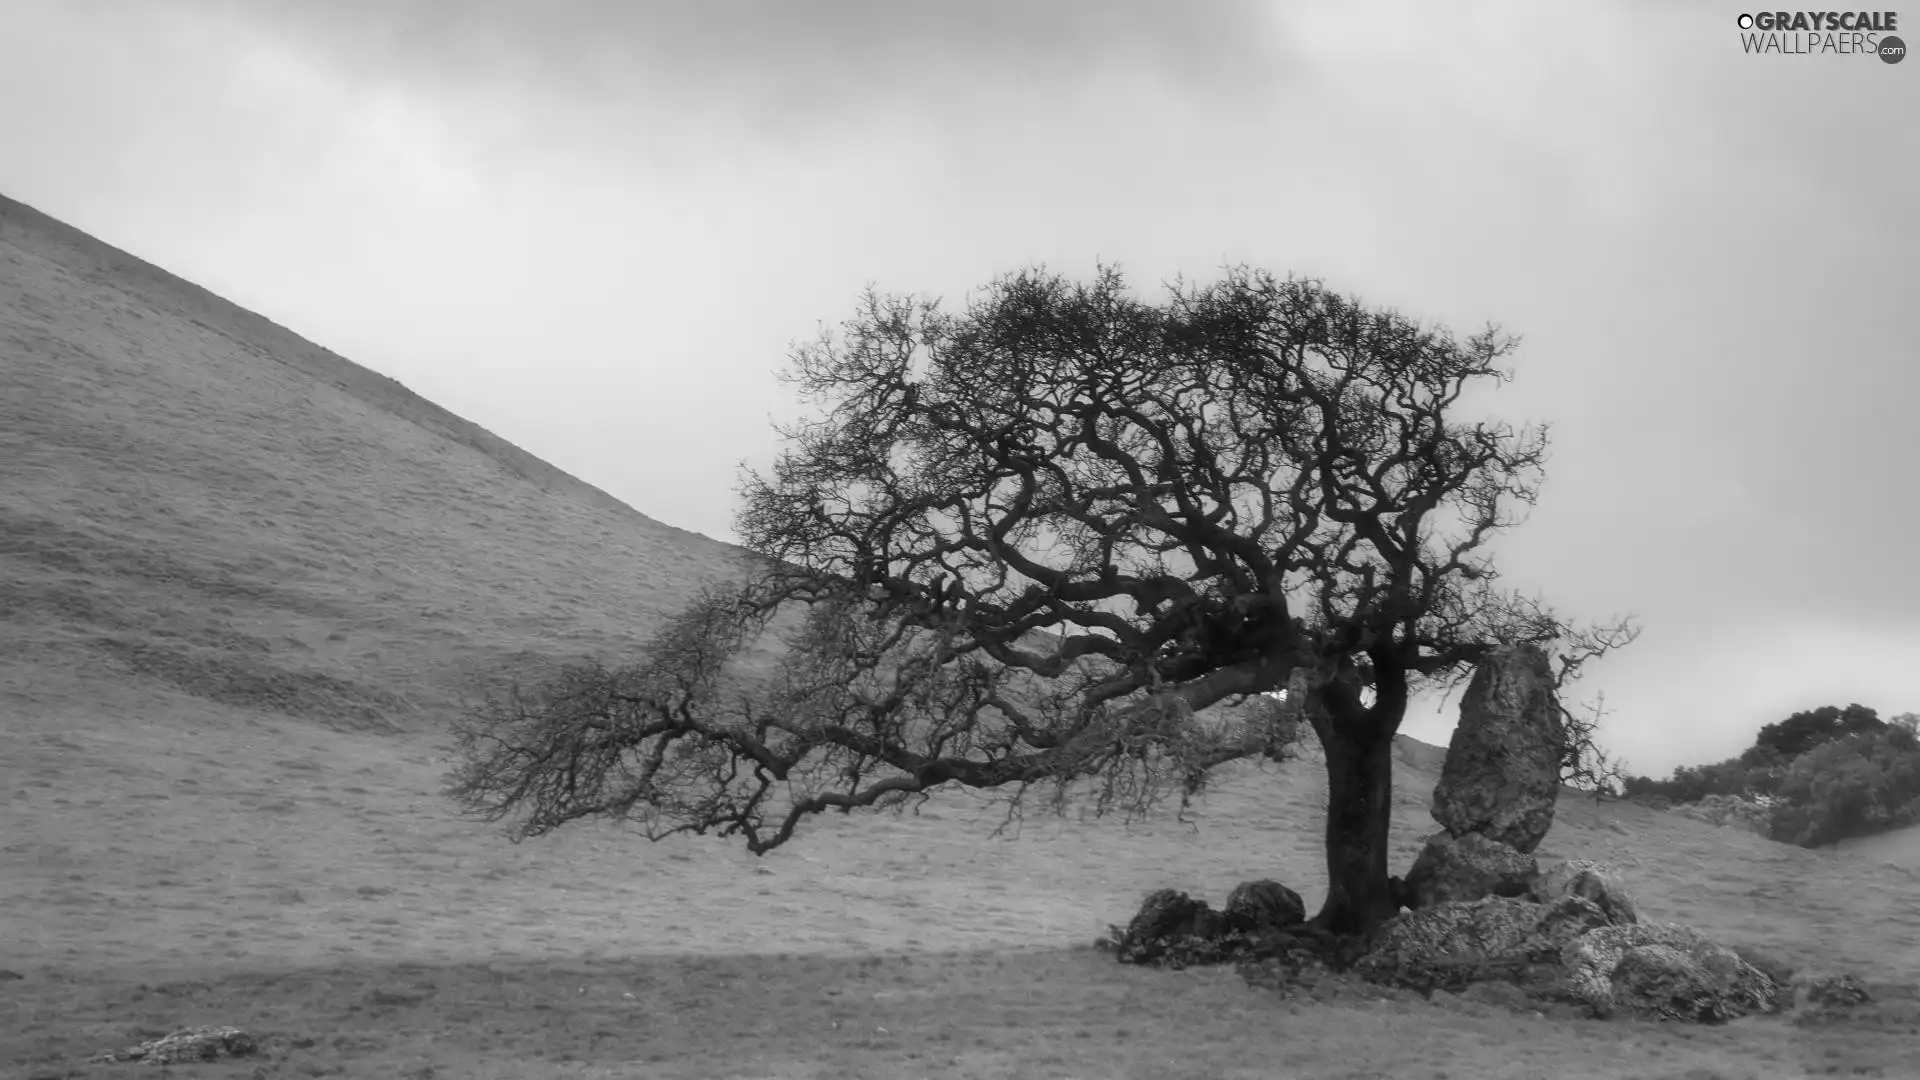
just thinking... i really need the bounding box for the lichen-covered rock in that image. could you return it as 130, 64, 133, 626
1357, 894, 1612, 992
1529, 860, 1638, 926
1403, 831, 1539, 909
1790, 971, 1871, 1012
88, 1027, 259, 1065
1562, 923, 1777, 1022
1224, 879, 1305, 933
1431, 644, 1566, 854
1116, 889, 1218, 965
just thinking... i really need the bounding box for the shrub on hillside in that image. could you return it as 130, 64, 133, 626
1622, 703, 1903, 810
1768, 726, 1920, 847
1623, 757, 1777, 805
1753, 703, 1884, 760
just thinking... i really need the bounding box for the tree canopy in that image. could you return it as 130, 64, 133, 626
1749, 703, 1885, 761
448, 265, 1634, 936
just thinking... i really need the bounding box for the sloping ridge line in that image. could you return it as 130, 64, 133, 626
0, 190, 733, 555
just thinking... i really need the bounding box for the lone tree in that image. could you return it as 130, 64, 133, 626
449, 265, 1635, 938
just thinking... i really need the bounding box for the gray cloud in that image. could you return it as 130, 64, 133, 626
163, 0, 1288, 145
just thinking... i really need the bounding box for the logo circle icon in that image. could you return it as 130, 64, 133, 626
1737, 13, 1755, 29
1880, 35, 1906, 63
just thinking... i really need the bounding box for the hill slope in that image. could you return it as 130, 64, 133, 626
1, 193, 755, 733
2, 191, 1915, 1019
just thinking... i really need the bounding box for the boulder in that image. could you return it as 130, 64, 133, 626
1116, 889, 1219, 965
1402, 831, 1538, 909
1431, 644, 1565, 854
1529, 860, 1638, 926
1561, 923, 1778, 1022
1357, 894, 1614, 992
1223, 879, 1305, 933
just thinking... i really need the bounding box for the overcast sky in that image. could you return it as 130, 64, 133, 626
4, 0, 1914, 777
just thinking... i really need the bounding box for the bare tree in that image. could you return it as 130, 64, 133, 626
447, 265, 1636, 938
1560, 691, 1634, 800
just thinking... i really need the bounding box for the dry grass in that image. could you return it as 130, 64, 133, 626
3, 192, 1919, 1078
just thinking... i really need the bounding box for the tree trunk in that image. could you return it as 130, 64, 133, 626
1311, 724, 1400, 938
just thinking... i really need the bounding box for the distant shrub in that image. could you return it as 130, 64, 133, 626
1753, 703, 1884, 760
1623, 757, 1776, 805
1620, 703, 1920, 847
1768, 727, 1920, 847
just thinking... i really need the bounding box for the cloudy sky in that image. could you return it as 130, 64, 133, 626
4, 0, 1914, 776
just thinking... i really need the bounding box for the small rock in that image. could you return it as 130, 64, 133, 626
88, 1026, 259, 1066
1116, 889, 1216, 965
1223, 879, 1305, 933
1791, 971, 1871, 1012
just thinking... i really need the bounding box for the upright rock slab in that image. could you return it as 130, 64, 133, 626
1431, 644, 1566, 854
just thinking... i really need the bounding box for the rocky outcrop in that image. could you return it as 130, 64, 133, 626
1357, 894, 1619, 993
1107, 881, 1320, 969
1402, 831, 1538, 909
1561, 923, 1778, 1022
1669, 793, 1777, 839
1430, 644, 1565, 854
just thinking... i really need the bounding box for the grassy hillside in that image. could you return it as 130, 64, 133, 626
3, 193, 1917, 1078
0, 193, 758, 735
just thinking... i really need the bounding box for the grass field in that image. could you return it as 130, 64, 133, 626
4, 192, 1919, 1078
